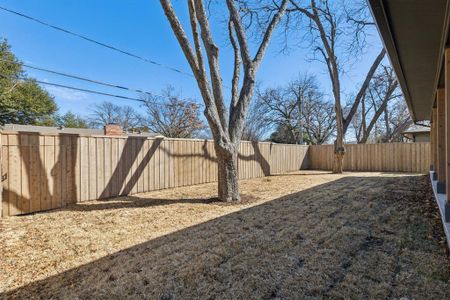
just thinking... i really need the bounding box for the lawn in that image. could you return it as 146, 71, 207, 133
1, 171, 449, 299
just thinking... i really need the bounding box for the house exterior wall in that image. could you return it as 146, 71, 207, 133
414, 133, 430, 143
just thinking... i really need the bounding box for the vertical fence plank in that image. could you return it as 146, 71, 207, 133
103, 138, 112, 196
79, 137, 88, 202
19, 134, 30, 214
28, 135, 40, 212
165, 140, 171, 189
45, 136, 55, 209
95, 138, 104, 198
110, 137, 119, 196
2, 135, 9, 217
168, 140, 174, 188
54, 136, 62, 210
8, 135, 20, 215
60, 136, 68, 206
87, 137, 95, 201
117, 138, 125, 196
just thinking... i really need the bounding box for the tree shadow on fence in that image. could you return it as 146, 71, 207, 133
100, 138, 218, 199
100, 139, 278, 200
2, 135, 309, 217
100, 137, 162, 198
237, 141, 271, 176
4, 175, 447, 299
2, 132, 78, 216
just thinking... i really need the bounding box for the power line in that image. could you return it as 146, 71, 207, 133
0, 57, 153, 96
0, 73, 204, 107
34, 78, 146, 103
36, 78, 203, 107
36, 79, 204, 107
0, 5, 195, 78
0, 72, 141, 103
0, 5, 232, 90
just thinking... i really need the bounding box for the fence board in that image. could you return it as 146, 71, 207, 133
7, 136, 19, 215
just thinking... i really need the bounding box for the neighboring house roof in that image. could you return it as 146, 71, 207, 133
1, 124, 162, 137
126, 132, 164, 138
401, 124, 430, 135
368, 0, 450, 121
1, 124, 104, 135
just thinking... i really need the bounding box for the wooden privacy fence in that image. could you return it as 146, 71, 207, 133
309, 143, 430, 173
0, 132, 309, 217
0, 131, 430, 217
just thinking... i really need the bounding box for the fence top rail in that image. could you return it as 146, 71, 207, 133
309, 142, 430, 147
0, 130, 310, 147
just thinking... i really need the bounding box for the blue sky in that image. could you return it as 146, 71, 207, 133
0, 0, 384, 118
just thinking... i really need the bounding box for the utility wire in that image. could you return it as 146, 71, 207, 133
0, 57, 153, 96
0, 5, 232, 90
0, 73, 204, 107
33, 78, 146, 103
0, 72, 142, 103
0, 5, 194, 78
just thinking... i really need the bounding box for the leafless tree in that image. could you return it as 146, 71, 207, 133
256, 86, 300, 143
142, 87, 206, 138
380, 98, 412, 143
287, 74, 335, 144
246, 0, 386, 172
159, 0, 289, 201
287, 0, 385, 172
302, 95, 335, 144
89, 101, 142, 132
242, 97, 270, 141
350, 66, 400, 143
253, 74, 335, 144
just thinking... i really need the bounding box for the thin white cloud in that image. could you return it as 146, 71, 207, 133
45, 85, 88, 101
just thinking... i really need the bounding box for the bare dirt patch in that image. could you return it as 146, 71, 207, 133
1, 171, 449, 299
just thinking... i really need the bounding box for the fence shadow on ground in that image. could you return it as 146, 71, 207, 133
57, 195, 222, 212
270, 171, 333, 177
4, 175, 448, 299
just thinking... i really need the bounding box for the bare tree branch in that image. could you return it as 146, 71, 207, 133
343, 48, 386, 133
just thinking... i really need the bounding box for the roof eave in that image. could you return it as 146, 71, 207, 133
368, 0, 416, 121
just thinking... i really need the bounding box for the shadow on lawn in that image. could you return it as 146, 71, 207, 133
61, 196, 223, 212
3, 175, 449, 299
270, 171, 333, 176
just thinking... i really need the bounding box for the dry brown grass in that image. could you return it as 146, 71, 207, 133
0, 171, 449, 299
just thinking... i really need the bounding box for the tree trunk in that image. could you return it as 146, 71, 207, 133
359, 133, 369, 144
383, 106, 390, 142
333, 138, 345, 173
297, 94, 303, 145
216, 145, 240, 202
333, 102, 345, 173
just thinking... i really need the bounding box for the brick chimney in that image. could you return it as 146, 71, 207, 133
104, 124, 123, 136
